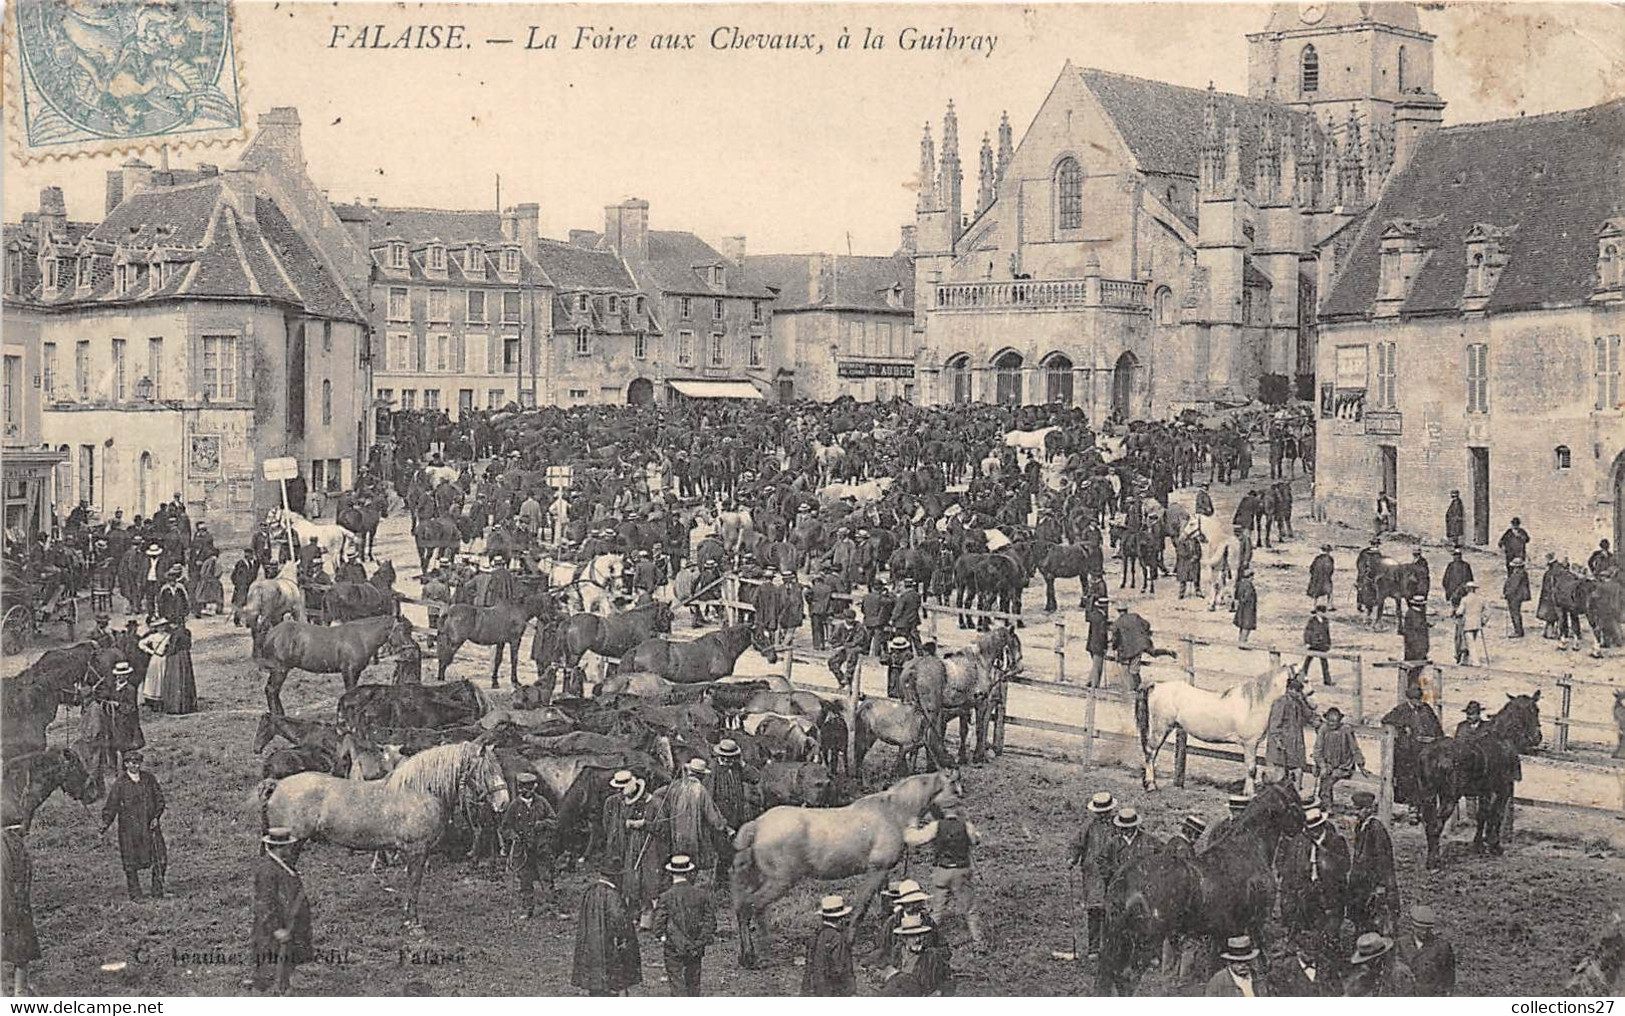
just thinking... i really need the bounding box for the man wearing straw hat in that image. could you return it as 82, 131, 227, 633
647, 757, 733, 884
250, 827, 311, 995
880, 911, 954, 996
501, 772, 556, 920
1067, 791, 1117, 959
802, 895, 856, 996
1397, 904, 1456, 995
1343, 932, 1416, 996
653, 854, 715, 996
1204, 934, 1271, 995
100, 750, 165, 900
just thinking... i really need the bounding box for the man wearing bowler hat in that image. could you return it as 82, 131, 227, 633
250, 827, 311, 995
501, 772, 556, 919
1455, 701, 1488, 739
1343, 932, 1416, 996
653, 854, 715, 996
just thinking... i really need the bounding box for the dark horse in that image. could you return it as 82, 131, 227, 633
1, 643, 115, 759
1358, 556, 1428, 629
328, 561, 399, 622
552, 601, 675, 700
624, 624, 776, 684
336, 494, 385, 561
951, 542, 1030, 630
0, 746, 101, 829
413, 513, 465, 573
1415, 691, 1543, 869
1098, 781, 1303, 995
261, 613, 414, 715
438, 590, 559, 689
1033, 535, 1102, 612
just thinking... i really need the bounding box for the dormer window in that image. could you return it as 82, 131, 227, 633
578, 294, 590, 313
1597, 219, 1625, 291
465, 243, 485, 275
608, 295, 620, 313
388, 242, 407, 270
427, 243, 446, 271
1463, 223, 1515, 300
710, 265, 725, 287
753, 299, 764, 322
502, 246, 519, 274
1378, 220, 1427, 305
76, 256, 92, 289
636, 296, 645, 315
5, 251, 20, 295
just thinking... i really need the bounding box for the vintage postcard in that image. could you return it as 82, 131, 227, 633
1, 0, 1622, 1001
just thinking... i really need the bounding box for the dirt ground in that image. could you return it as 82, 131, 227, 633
11, 462, 1624, 996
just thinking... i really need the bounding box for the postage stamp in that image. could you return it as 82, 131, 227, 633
6, 0, 245, 162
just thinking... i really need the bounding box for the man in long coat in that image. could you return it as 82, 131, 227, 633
1266, 672, 1319, 789
619, 777, 664, 929
1497, 517, 1530, 565
250, 827, 312, 994
1444, 491, 1466, 547
776, 574, 806, 650
572, 862, 642, 996
100, 750, 165, 899
1442, 549, 1474, 607
1067, 792, 1116, 958
501, 772, 557, 919
2, 823, 40, 995
1502, 557, 1530, 637
1307, 544, 1335, 610
706, 741, 750, 884
653, 855, 715, 996
648, 759, 732, 878
802, 895, 856, 996
1348, 791, 1400, 935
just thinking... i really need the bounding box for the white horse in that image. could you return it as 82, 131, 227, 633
1003, 426, 1059, 453
1140, 664, 1301, 795
272, 508, 351, 561
546, 553, 626, 615
817, 477, 893, 503
423, 465, 459, 487
1184, 512, 1240, 611
1095, 433, 1128, 463
812, 440, 846, 485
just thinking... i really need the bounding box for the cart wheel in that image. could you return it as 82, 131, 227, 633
1, 604, 31, 655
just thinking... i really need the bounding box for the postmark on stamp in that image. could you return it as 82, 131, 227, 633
7, 0, 245, 161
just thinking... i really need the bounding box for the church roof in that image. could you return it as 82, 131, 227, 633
1320, 98, 1625, 319
1078, 68, 1318, 181
1256, 2, 1423, 35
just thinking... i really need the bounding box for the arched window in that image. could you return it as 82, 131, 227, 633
1397, 46, 1408, 93
1055, 158, 1083, 231
1042, 353, 1074, 405
321, 379, 333, 426
1155, 286, 1175, 326
994, 350, 1024, 406
1301, 45, 1320, 94
946, 353, 972, 405
1555, 445, 1572, 470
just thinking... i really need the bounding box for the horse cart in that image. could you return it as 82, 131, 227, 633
1, 569, 80, 653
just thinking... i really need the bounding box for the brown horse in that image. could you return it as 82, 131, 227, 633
336, 495, 385, 561
0, 746, 101, 829
902, 626, 1020, 766
438, 591, 558, 689
624, 624, 777, 684
261, 614, 412, 715
329, 561, 399, 622
1, 644, 114, 759
553, 600, 675, 697
252, 711, 345, 759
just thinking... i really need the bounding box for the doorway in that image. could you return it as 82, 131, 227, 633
994, 351, 1024, 406
1469, 447, 1490, 545
1112, 351, 1139, 419
626, 377, 654, 406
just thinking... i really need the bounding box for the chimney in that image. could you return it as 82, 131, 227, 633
368, 196, 378, 209
899, 225, 918, 256
1392, 91, 1447, 176
500, 209, 518, 241
251, 107, 306, 172
568, 229, 598, 248
197, 163, 219, 177
119, 158, 154, 210
604, 198, 649, 262
105, 170, 124, 217
720, 235, 746, 265
221, 167, 257, 225
510, 203, 540, 260
38, 187, 67, 239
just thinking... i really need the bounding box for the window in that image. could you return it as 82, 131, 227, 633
1465, 342, 1489, 414
321, 321, 332, 354
713, 299, 724, 320
502, 337, 520, 373
428, 289, 449, 322
388, 242, 407, 269
399, 389, 416, 410
634, 332, 647, 360
635, 296, 645, 315
1601, 244, 1622, 289
434, 334, 451, 372
49, 259, 67, 292
1596, 335, 1622, 410
75, 340, 89, 399
321, 379, 333, 425
502, 291, 521, 323
78, 444, 94, 506
749, 334, 764, 367
1555, 445, 1572, 470
608, 295, 620, 313
710, 332, 725, 366
376, 387, 394, 404
569, 389, 589, 400
1397, 46, 1408, 93
467, 290, 486, 323
576, 328, 590, 356
387, 332, 410, 372
466, 244, 484, 275
752, 300, 763, 324
680, 297, 693, 320
423, 389, 440, 411
5, 251, 20, 295
677, 330, 694, 365
875, 381, 891, 402
387, 287, 409, 321
77, 257, 92, 288
710, 265, 726, 287
2, 355, 18, 429
1301, 45, 1319, 93
946, 354, 972, 404
113, 263, 128, 296
1055, 157, 1083, 231
427, 245, 445, 271
502, 248, 519, 274
487, 389, 504, 408
112, 338, 126, 401
42, 343, 56, 400
1155, 287, 1175, 326
202, 335, 237, 401
578, 293, 590, 313
1375, 340, 1397, 408
145, 338, 162, 399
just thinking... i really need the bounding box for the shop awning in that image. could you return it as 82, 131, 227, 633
668, 380, 764, 400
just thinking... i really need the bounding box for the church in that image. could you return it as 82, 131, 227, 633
913, 2, 1443, 418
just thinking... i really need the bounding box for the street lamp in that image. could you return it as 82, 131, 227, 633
134, 375, 154, 401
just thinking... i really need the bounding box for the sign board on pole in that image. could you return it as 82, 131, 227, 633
545, 465, 573, 490
262, 457, 300, 482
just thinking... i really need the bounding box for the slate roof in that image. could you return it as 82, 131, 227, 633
532, 237, 636, 291
642, 231, 776, 298
367, 240, 547, 288
6, 179, 365, 322
1079, 69, 1319, 182
1320, 98, 1625, 320
747, 253, 914, 313
356, 206, 507, 244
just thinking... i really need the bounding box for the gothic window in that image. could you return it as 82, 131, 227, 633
946, 353, 972, 405
1155, 286, 1175, 326
1055, 158, 1083, 231
1301, 45, 1320, 94
1042, 352, 1074, 405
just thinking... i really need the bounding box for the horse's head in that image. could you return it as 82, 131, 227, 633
1239, 779, 1304, 846
386, 615, 417, 650
1495, 690, 1544, 752
652, 600, 675, 634
749, 626, 779, 665
58, 745, 101, 805
374, 560, 397, 587
469, 745, 511, 813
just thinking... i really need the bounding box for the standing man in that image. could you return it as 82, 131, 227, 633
1454, 702, 1488, 739
1498, 517, 1530, 566
706, 740, 750, 885
572, 861, 642, 997
916, 799, 987, 954
1111, 602, 1155, 735
1100, 807, 1156, 891
776, 571, 806, 652
802, 895, 856, 996
861, 581, 892, 655
830, 527, 858, 590
1195, 482, 1215, 517
1442, 549, 1474, 608
647, 758, 733, 887
1313, 707, 1367, 808
808, 568, 835, 651
249, 827, 312, 995
1308, 544, 1336, 611
1233, 568, 1258, 644
652, 855, 715, 996
1266, 671, 1319, 790
1588, 539, 1617, 580
1197, 794, 1252, 854
1356, 536, 1384, 616
1234, 489, 1262, 545
141, 543, 164, 619
1067, 791, 1116, 959
883, 635, 915, 699
1301, 605, 1332, 685
1503, 557, 1530, 638
752, 569, 784, 647
1400, 594, 1432, 675
1444, 491, 1465, 548
1084, 595, 1110, 688
501, 772, 556, 920
100, 750, 165, 900
1455, 580, 1487, 666
1397, 905, 1456, 995
889, 578, 922, 648
1348, 791, 1400, 936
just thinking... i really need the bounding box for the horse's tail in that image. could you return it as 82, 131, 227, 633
1136, 684, 1152, 753
254, 777, 278, 835
730, 819, 761, 909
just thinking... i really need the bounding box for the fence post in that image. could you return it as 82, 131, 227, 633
1055, 618, 1067, 685
1557, 673, 1573, 753
994, 680, 1008, 756
1269, 647, 1282, 674
1083, 686, 1098, 764
1352, 655, 1365, 726
724, 574, 737, 627
1378, 725, 1395, 828
848, 653, 860, 770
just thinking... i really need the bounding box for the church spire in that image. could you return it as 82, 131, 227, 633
939, 100, 963, 244
917, 122, 938, 213
996, 111, 1014, 188
1254, 108, 1279, 204
977, 133, 995, 217
1223, 107, 1241, 195
1339, 107, 1365, 205
1200, 82, 1224, 192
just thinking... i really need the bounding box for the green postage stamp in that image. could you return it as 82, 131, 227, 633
7, 0, 244, 161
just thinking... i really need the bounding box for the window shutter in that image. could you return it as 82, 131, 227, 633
454, 334, 466, 372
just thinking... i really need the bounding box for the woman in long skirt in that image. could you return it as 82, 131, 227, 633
191, 553, 225, 618
138, 620, 170, 711
161, 622, 198, 715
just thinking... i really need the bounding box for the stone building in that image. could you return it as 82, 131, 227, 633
532, 236, 650, 405
747, 246, 916, 402
913, 2, 1439, 417
1315, 98, 1625, 552
0, 109, 371, 544
331, 201, 552, 417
